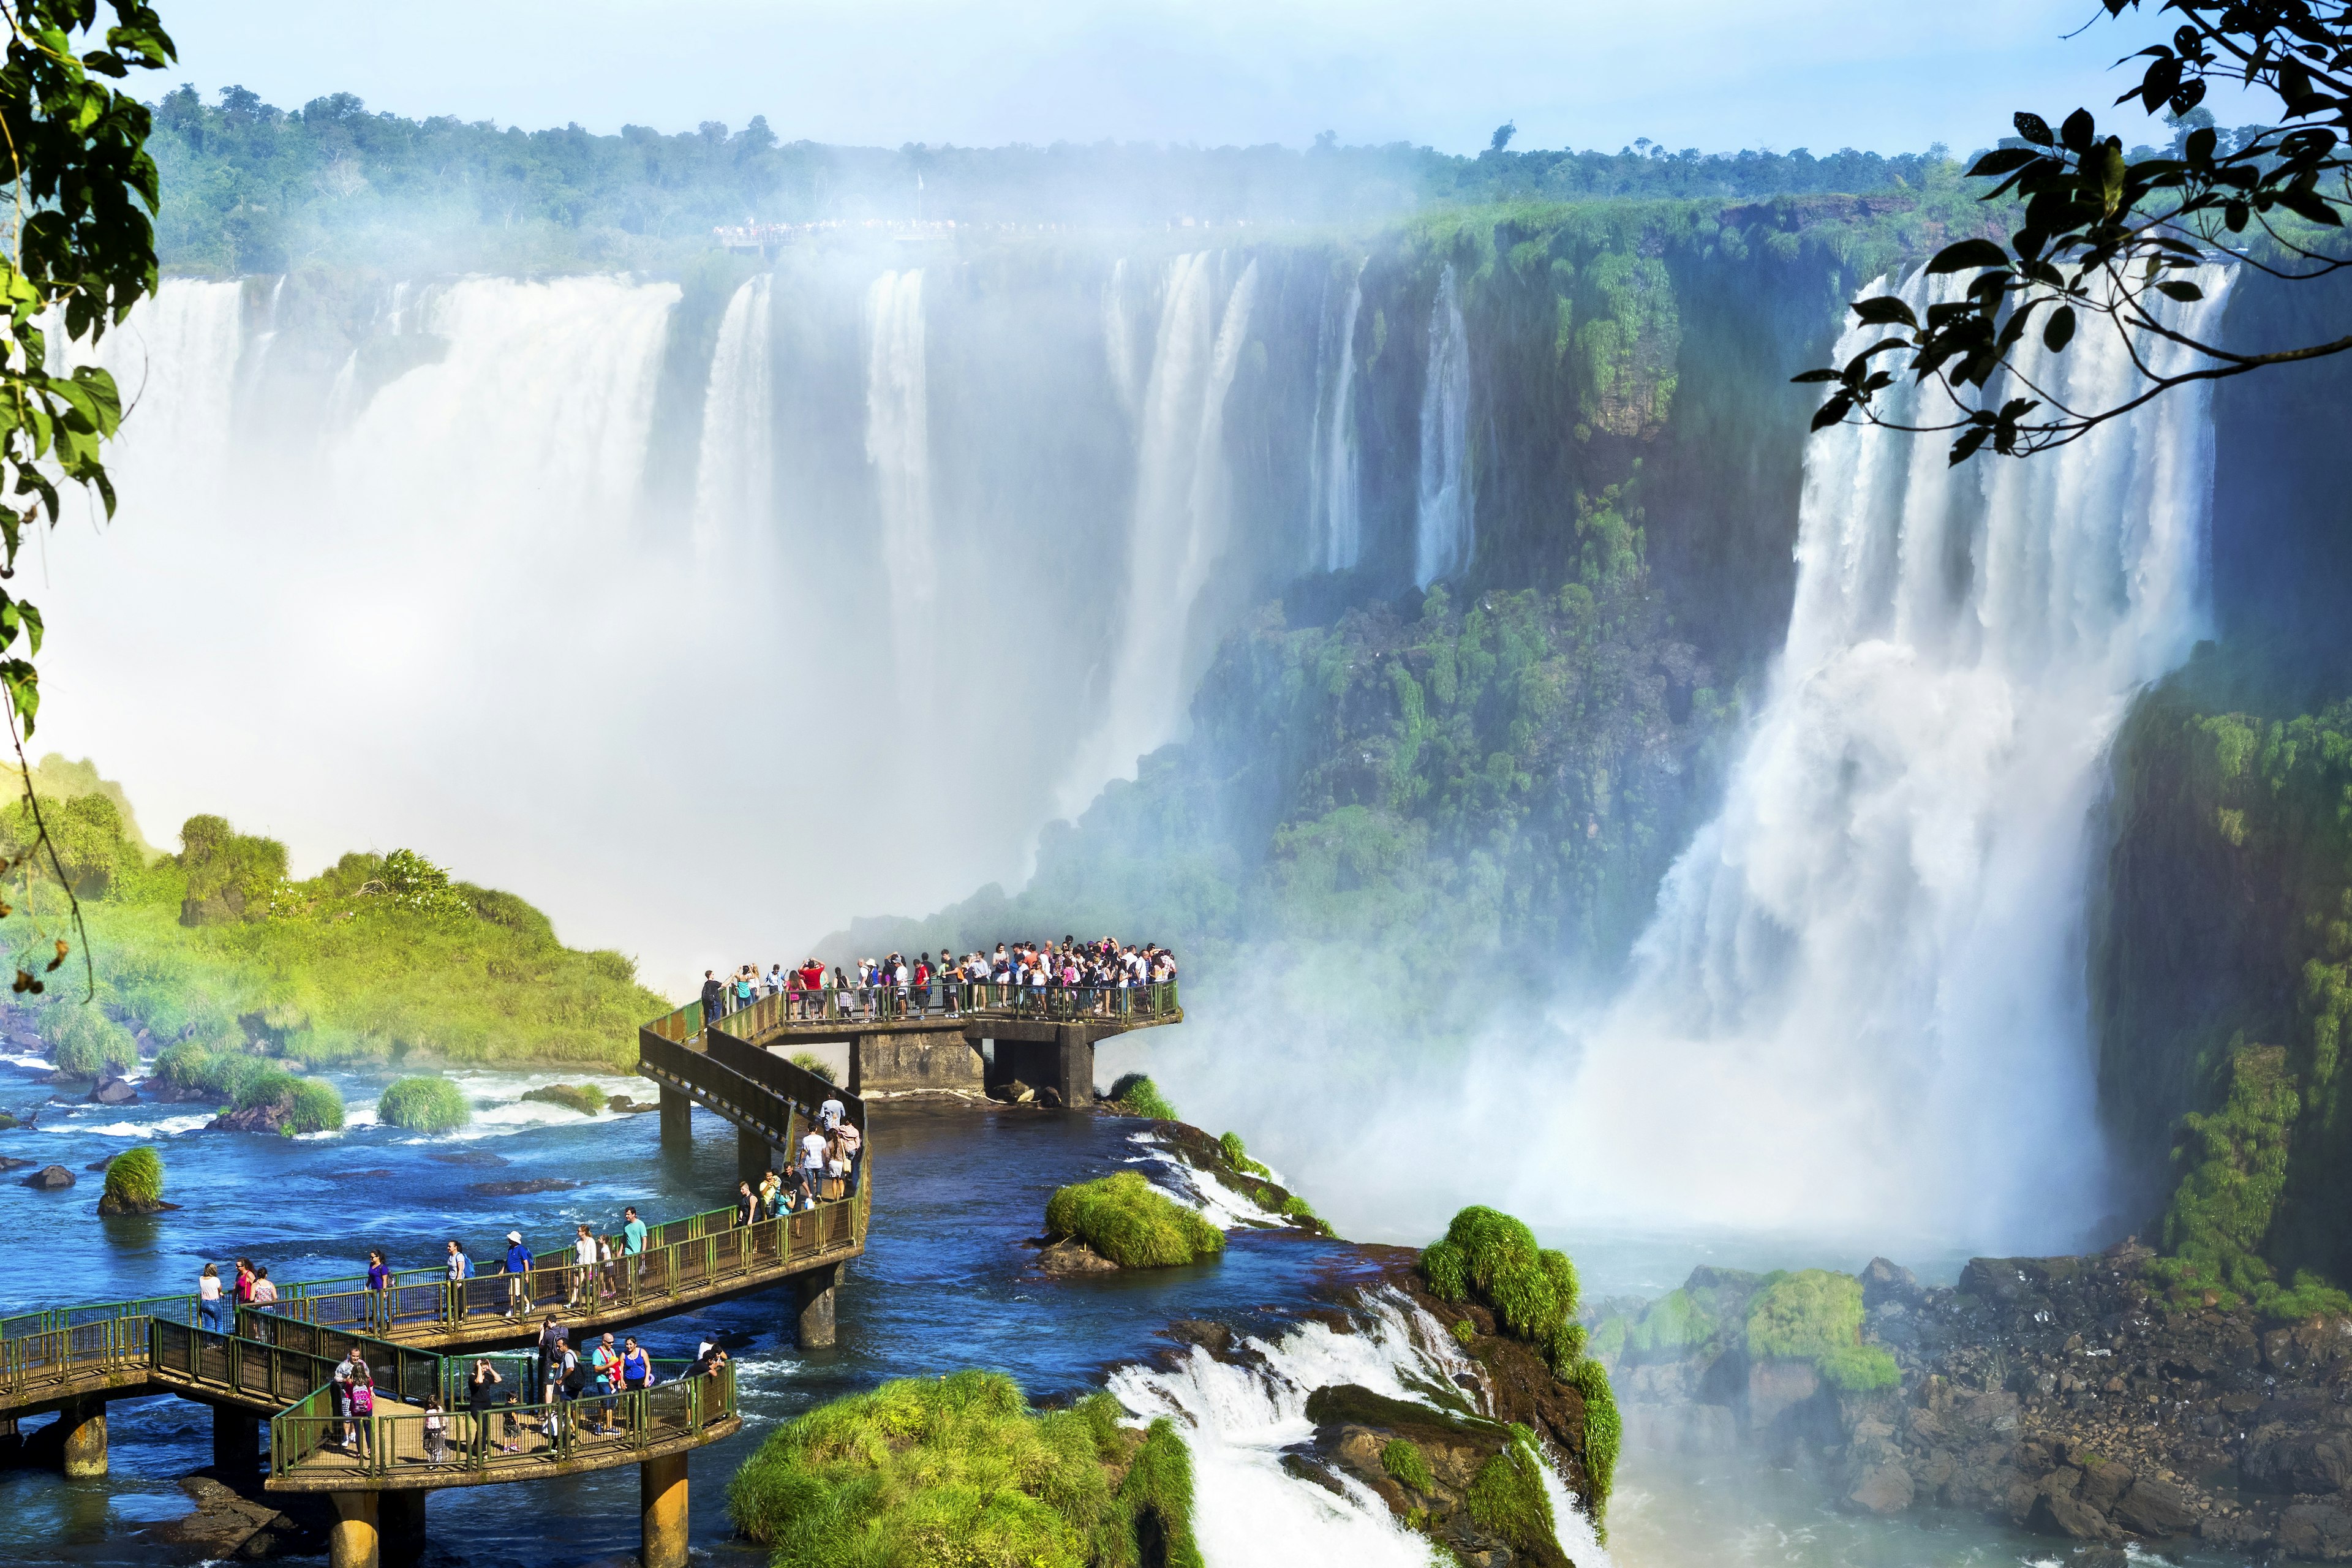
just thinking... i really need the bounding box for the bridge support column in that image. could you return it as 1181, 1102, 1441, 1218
641, 1450, 690, 1568
793, 1261, 840, 1349
658, 1085, 692, 1148
1054, 1025, 1095, 1110
738, 1123, 774, 1180
327, 1490, 380, 1568
58, 1396, 105, 1477
379, 1488, 427, 1568
211, 1407, 258, 1476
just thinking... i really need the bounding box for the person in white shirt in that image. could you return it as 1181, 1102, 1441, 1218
798, 1126, 828, 1199
569, 1224, 598, 1308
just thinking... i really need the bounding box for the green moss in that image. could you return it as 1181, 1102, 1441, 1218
1464, 1427, 1557, 1558
1626, 1286, 1717, 1353
521, 1082, 605, 1116
1280, 1193, 1318, 1221
1817, 1343, 1901, 1392
787, 1050, 837, 1085
1417, 1207, 1581, 1369
376, 1076, 470, 1133
726, 1370, 1193, 1568
1745, 1269, 1866, 1362
285, 1077, 345, 1134
1564, 1359, 1621, 1524
1105, 1073, 1177, 1121
102, 1145, 162, 1203
1381, 1437, 1435, 1493
1045, 1172, 1224, 1269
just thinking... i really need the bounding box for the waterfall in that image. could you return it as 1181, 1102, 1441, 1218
1414, 264, 1472, 586
691, 273, 776, 553
61, 279, 244, 497
1106, 1291, 1608, 1568
1308, 262, 1366, 572
1055, 253, 1259, 815
1536, 266, 2234, 1246
864, 268, 937, 704
1104, 257, 1140, 420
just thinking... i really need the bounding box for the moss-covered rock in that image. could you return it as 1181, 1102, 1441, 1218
1044, 1172, 1224, 1270
377, 1075, 471, 1133
96, 1145, 175, 1215
727, 1371, 1200, 1568
205, 1067, 343, 1134
1104, 1072, 1177, 1121
520, 1082, 604, 1116
1746, 1268, 1899, 1392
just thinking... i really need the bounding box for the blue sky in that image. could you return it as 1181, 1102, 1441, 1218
157, 0, 2196, 155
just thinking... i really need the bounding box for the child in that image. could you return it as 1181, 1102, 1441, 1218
423, 1395, 447, 1466
349, 1372, 376, 1462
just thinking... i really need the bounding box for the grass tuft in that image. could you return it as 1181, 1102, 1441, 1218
521, 1082, 605, 1116
377, 1075, 470, 1133
47, 1005, 137, 1078
1381, 1437, 1434, 1493
102, 1144, 162, 1203
1044, 1171, 1224, 1269
1105, 1072, 1177, 1121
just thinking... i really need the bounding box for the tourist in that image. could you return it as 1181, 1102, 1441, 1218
620, 1335, 651, 1392
699, 968, 725, 1022
331, 1348, 360, 1450
834, 1116, 864, 1197
467, 1357, 511, 1455
818, 1087, 846, 1132
503, 1231, 533, 1317
233, 1257, 255, 1309
622, 1206, 647, 1288
249, 1266, 278, 1308
798, 1120, 829, 1202
734, 1179, 758, 1227
544, 1334, 578, 1438
445, 1238, 470, 1284
734, 967, 755, 1016
597, 1231, 619, 1302
349, 1367, 376, 1462
690, 1340, 729, 1382
537, 1313, 564, 1406
197, 1263, 225, 1335
590, 1332, 621, 1434
783, 1161, 814, 1213
423, 1394, 448, 1466
765, 961, 786, 998
757, 1167, 781, 1218
824, 1126, 850, 1196
569, 1224, 597, 1308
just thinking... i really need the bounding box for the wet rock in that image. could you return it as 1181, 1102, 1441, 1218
428, 1149, 507, 1167
0, 1155, 32, 1172
21, 1163, 74, 1189
2281, 1504, 2352, 1561
990, 1080, 1035, 1104
2245, 1428, 2352, 1494
87, 1075, 135, 1105
149, 1473, 326, 1559
96, 1190, 178, 1216
84, 1156, 115, 1172
1849, 1461, 1915, 1514
2032, 1485, 2123, 1541
1747, 1358, 1822, 1431
1036, 1087, 1065, 1109
2114, 1477, 2201, 1537
470, 1178, 578, 1198
1036, 1238, 1118, 1274
1861, 1256, 1922, 1309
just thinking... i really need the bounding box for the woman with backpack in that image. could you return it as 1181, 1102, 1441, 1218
348, 1369, 377, 1463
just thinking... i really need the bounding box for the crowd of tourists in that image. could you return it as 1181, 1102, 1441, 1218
699, 934, 1178, 1022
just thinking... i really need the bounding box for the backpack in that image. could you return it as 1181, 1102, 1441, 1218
350, 1384, 375, 1415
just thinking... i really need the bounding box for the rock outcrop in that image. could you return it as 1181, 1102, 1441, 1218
96, 1189, 178, 1215
1035, 1237, 1119, 1274
87, 1074, 135, 1105
21, 1164, 73, 1188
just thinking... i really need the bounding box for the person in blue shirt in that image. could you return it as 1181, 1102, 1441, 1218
503, 1231, 533, 1319
621, 1206, 647, 1289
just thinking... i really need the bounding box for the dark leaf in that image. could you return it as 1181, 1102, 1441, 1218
1927, 238, 2011, 274
2016, 111, 2055, 146
2043, 305, 2078, 352
2154, 280, 2205, 301
1809, 393, 1855, 432
1967, 147, 2041, 178
1790, 368, 1838, 383
2061, 108, 2097, 153
1851, 295, 1920, 328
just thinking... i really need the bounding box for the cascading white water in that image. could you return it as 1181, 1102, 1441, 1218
1104, 256, 1140, 420
1055, 252, 1259, 815
691, 273, 776, 553
864, 268, 938, 708
1107, 1291, 1608, 1568
1414, 263, 1472, 586
62, 278, 244, 495
1308, 262, 1366, 572
1526, 266, 2234, 1246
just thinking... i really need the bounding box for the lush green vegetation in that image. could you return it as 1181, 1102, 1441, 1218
1044, 1172, 1224, 1269
0, 758, 666, 1077
788, 1050, 837, 1086
1217, 1131, 1271, 1178
1104, 1073, 1177, 1121
1379, 1436, 1434, 1492
45, 1002, 137, 1077
1464, 1425, 1561, 1559
726, 1371, 1200, 1568
1419, 1205, 1618, 1521
102, 1144, 162, 1204
376, 1076, 470, 1133
143, 80, 1964, 276
2098, 657, 2352, 1311
1744, 1270, 1899, 1392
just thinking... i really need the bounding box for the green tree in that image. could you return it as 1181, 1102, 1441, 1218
1802, 0, 2352, 461
0, 0, 175, 996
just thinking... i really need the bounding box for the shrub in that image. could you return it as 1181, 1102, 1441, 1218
1565, 1357, 1621, 1521
1451, 1319, 1477, 1346
727, 1370, 1199, 1568
1044, 1172, 1224, 1269
1418, 1206, 1581, 1370
103, 1145, 163, 1204
1818, 1342, 1901, 1392
1381, 1438, 1434, 1492
1465, 1426, 1557, 1558
377, 1076, 470, 1133
1104, 1072, 1177, 1121
46, 1006, 137, 1078
1280, 1193, 1317, 1222
286, 1078, 345, 1134
1745, 1268, 1866, 1363
788, 1050, 837, 1085
1218, 1131, 1271, 1177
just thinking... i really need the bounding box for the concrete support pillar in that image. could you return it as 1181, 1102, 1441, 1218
211, 1407, 258, 1476
379, 1489, 426, 1568
794, 1261, 840, 1349
1054, 1026, 1095, 1111
641, 1450, 690, 1568
327, 1490, 380, 1568
58, 1396, 106, 1478
658, 1085, 692, 1148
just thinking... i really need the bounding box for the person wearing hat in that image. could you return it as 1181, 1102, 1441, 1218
503, 1230, 533, 1318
